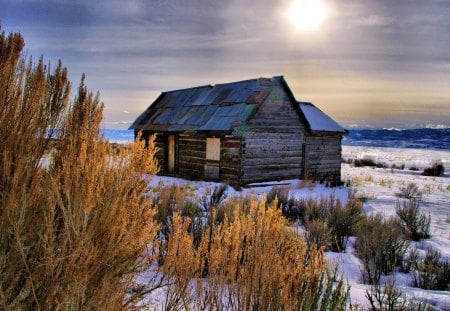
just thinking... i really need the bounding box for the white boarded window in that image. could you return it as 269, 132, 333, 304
206, 138, 220, 161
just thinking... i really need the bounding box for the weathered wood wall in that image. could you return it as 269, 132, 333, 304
219, 135, 242, 187
178, 133, 205, 179
178, 133, 243, 186
141, 131, 243, 187
304, 134, 342, 182
242, 79, 306, 184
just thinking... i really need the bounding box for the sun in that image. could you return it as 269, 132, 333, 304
288, 0, 328, 32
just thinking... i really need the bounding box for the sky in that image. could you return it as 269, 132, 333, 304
1, 0, 449, 129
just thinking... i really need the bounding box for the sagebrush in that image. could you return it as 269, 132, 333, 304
0, 29, 160, 310
355, 214, 409, 284
161, 197, 349, 310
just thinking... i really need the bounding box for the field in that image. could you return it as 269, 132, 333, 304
141, 145, 450, 309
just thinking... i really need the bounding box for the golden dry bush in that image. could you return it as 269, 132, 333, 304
0, 28, 159, 310
161, 196, 348, 310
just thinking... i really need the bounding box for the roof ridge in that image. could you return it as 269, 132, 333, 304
163, 75, 283, 93
163, 84, 212, 94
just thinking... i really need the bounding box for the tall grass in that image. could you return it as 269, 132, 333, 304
0, 29, 159, 309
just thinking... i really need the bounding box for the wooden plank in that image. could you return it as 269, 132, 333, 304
178, 157, 205, 164
243, 170, 302, 183
243, 149, 302, 158
204, 165, 220, 179
244, 140, 303, 148
179, 150, 206, 158
244, 133, 304, 140
222, 141, 241, 149
243, 157, 303, 166
221, 149, 240, 157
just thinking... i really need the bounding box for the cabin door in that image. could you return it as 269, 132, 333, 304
167, 135, 175, 174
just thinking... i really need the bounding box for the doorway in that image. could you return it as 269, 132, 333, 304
167, 135, 175, 174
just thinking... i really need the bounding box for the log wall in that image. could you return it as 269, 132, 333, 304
178, 133, 243, 186
142, 130, 242, 187
178, 134, 206, 179
304, 134, 342, 182
242, 80, 306, 184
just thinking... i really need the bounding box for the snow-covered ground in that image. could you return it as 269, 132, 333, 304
339, 146, 450, 309
143, 145, 450, 310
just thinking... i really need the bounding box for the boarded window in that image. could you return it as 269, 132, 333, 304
206, 138, 220, 161
205, 137, 220, 179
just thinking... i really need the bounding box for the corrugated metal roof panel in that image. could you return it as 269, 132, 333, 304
153, 108, 177, 124
185, 105, 217, 125
156, 93, 175, 109
214, 105, 236, 117
130, 77, 289, 132
176, 106, 199, 124
191, 87, 212, 106
200, 116, 235, 131
224, 84, 257, 103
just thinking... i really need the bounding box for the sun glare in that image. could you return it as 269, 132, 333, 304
288, 0, 328, 32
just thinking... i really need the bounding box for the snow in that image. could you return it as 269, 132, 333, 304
141, 145, 450, 309
298, 102, 346, 133
338, 146, 450, 310
147, 177, 349, 205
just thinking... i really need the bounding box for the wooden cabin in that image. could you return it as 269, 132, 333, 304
130, 76, 346, 187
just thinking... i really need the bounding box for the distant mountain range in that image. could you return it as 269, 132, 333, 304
343, 128, 450, 150
103, 128, 450, 150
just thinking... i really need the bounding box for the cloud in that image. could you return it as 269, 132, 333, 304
354, 14, 393, 27
2, 0, 449, 129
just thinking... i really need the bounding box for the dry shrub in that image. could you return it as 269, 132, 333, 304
160, 214, 200, 309
355, 214, 409, 285
302, 195, 363, 252
327, 199, 364, 251
395, 199, 430, 241
151, 183, 200, 240
161, 197, 349, 310
411, 247, 450, 291
304, 219, 333, 250
365, 280, 431, 311
266, 185, 289, 208
397, 182, 422, 200
0, 29, 159, 309
205, 183, 228, 209
354, 157, 376, 167
422, 161, 445, 177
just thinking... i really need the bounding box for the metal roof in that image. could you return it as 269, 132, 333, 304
297, 102, 346, 133
130, 76, 345, 134
130, 78, 271, 132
